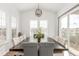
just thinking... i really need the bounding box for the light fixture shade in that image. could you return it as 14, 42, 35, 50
35, 8, 42, 17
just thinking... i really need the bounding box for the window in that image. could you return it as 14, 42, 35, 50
59, 16, 68, 39
59, 14, 79, 53
30, 20, 47, 29
70, 14, 79, 28
30, 20, 48, 38
0, 11, 6, 40
30, 20, 38, 29
60, 16, 68, 28
11, 16, 17, 38
69, 14, 79, 51
40, 20, 47, 29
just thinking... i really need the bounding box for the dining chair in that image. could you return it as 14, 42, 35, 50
23, 43, 38, 56
39, 42, 55, 56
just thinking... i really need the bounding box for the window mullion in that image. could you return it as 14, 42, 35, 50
67, 15, 70, 49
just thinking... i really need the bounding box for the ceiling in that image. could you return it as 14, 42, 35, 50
13, 3, 77, 13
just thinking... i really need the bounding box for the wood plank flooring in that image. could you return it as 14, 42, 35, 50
5, 51, 24, 56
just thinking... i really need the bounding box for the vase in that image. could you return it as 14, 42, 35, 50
38, 38, 41, 43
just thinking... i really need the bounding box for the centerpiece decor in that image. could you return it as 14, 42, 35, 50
34, 28, 44, 43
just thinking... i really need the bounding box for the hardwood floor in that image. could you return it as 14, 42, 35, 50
5, 51, 64, 56
5, 51, 24, 56
5, 49, 64, 56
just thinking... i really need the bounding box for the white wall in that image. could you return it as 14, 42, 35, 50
20, 9, 58, 39
0, 3, 20, 55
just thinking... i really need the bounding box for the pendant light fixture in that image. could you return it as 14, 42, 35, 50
35, 4, 42, 17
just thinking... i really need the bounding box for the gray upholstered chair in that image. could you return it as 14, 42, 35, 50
23, 43, 38, 56
39, 43, 55, 56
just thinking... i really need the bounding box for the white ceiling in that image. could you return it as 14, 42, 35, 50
14, 3, 77, 12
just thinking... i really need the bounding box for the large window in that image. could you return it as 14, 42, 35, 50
0, 11, 6, 40
30, 20, 48, 38
11, 16, 17, 38
59, 14, 79, 54
30, 20, 47, 29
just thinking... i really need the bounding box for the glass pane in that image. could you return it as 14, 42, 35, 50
69, 14, 79, 52
11, 16, 17, 38
0, 11, 6, 40
70, 14, 79, 28
40, 20, 47, 29
0, 12, 2, 27
2, 28, 6, 40
11, 17, 17, 28
2, 12, 6, 28
0, 18, 1, 28
30, 20, 38, 28
60, 16, 68, 28
59, 16, 68, 39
